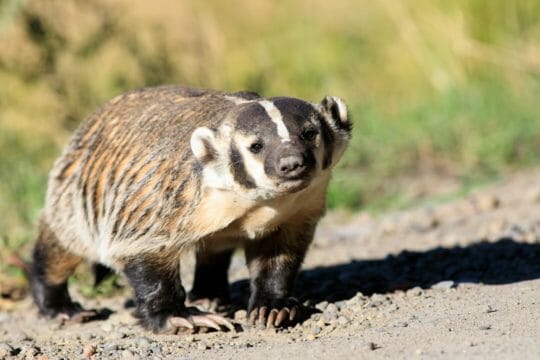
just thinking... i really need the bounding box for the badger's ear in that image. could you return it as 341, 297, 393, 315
191, 127, 218, 163
320, 96, 351, 132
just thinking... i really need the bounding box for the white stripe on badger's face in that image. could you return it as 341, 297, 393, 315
258, 100, 290, 142
225, 96, 290, 142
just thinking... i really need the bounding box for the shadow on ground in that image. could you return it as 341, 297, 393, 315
231, 238, 540, 305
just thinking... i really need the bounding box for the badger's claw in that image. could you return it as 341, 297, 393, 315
168, 308, 234, 333
248, 297, 300, 328
58, 309, 99, 324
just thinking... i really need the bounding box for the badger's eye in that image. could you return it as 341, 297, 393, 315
301, 128, 318, 141
249, 142, 264, 154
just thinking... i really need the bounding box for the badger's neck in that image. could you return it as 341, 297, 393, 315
186, 186, 254, 238
186, 172, 331, 241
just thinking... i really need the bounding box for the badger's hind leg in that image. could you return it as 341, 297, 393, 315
123, 254, 234, 334
30, 220, 89, 320
188, 248, 233, 310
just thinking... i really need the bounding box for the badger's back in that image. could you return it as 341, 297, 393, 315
42, 86, 237, 265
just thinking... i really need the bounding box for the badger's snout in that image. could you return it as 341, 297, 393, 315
277, 154, 306, 178
274, 144, 314, 180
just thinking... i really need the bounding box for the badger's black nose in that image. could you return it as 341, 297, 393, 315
277, 155, 306, 178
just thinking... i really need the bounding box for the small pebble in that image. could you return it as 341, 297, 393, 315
346, 293, 366, 306
406, 287, 423, 297
101, 323, 113, 332
369, 294, 386, 307
234, 310, 247, 321
323, 311, 338, 322
104, 343, 119, 352
335, 300, 347, 310
371, 294, 386, 303
306, 334, 316, 341
149, 345, 163, 356
338, 316, 349, 325
311, 326, 322, 335
325, 303, 338, 313
363, 342, 377, 351
316, 301, 329, 311
121, 350, 135, 360
432, 280, 455, 290
185, 335, 195, 343
82, 343, 97, 358
135, 336, 151, 347
479, 325, 492, 330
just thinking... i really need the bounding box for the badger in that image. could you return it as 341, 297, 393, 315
30, 85, 351, 333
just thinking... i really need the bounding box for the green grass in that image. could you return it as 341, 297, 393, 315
1, 0, 540, 288
330, 78, 540, 211
0, 129, 56, 280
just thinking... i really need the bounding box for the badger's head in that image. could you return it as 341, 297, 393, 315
190, 95, 351, 201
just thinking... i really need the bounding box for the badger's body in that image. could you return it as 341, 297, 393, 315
31, 86, 351, 332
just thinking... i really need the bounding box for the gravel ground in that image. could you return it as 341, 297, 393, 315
1, 169, 540, 359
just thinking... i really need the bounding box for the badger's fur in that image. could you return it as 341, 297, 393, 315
30, 86, 351, 332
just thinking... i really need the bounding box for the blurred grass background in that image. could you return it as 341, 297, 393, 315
1, 0, 540, 284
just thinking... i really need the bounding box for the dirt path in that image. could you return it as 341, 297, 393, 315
1, 169, 540, 359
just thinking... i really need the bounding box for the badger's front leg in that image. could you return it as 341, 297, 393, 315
123, 254, 233, 333
245, 223, 315, 328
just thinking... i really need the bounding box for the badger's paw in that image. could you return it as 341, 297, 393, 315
55, 305, 112, 324
165, 307, 235, 334
248, 297, 301, 328
50, 304, 110, 324
58, 309, 99, 323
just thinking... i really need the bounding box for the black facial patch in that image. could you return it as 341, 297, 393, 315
270, 97, 317, 136
318, 114, 335, 169
229, 143, 257, 189
271, 98, 322, 173
233, 103, 278, 137
303, 148, 317, 171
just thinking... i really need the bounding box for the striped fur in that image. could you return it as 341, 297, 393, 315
42, 86, 349, 268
